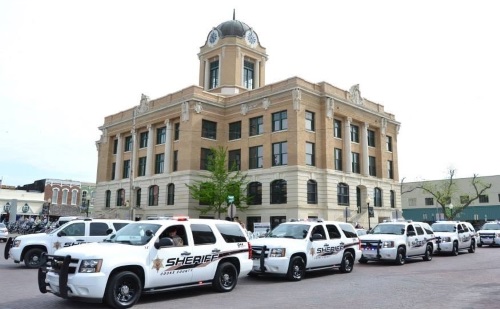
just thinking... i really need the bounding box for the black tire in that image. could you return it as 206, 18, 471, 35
24, 248, 46, 269
286, 256, 305, 281
468, 240, 476, 253
212, 262, 238, 292
423, 245, 433, 261
395, 247, 405, 265
340, 252, 354, 273
104, 271, 142, 309
451, 242, 459, 256
359, 256, 368, 264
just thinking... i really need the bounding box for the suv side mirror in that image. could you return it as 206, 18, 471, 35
106, 228, 113, 235
407, 231, 416, 237
57, 231, 67, 237
310, 233, 323, 241
154, 237, 174, 249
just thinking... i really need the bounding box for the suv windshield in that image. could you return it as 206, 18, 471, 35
370, 224, 405, 235
267, 224, 309, 239
432, 223, 456, 232
104, 222, 161, 245
481, 223, 500, 230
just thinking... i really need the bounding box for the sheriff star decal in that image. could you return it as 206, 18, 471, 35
310, 247, 315, 256
152, 257, 164, 272
53, 241, 62, 250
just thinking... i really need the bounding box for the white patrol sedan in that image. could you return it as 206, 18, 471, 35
359, 220, 438, 265
249, 220, 361, 281
38, 218, 252, 308
432, 221, 476, 255
477, 221, 500, 247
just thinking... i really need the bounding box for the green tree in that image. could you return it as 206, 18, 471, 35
186, 146, 249, 219
410, 169, 491, 220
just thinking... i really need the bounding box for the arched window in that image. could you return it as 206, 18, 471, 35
136, 188, 141, 207
167, 184, 175, 205
247, 182, 262, 205
116, 189, 125, 206
52, 188, 59, 205
270, 179, 287, 204
71, 189, 78, 205
307, 180, 317, 204
149, 185, 159, 206
390, 190, 395, 208
337, 183, 349, 206
105, 190, 111, 208
62, 189, 69, 205
374, 187, 382, 207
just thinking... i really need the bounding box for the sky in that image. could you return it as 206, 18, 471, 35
1, 0, 499, 187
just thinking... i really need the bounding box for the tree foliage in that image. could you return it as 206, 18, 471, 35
186, 146, 249, 219
411, 169, 491, 220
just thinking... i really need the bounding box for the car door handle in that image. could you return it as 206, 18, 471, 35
212, 249, 221, 253
181, 251, 191, 256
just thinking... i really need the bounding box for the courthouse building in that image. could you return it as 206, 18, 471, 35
93, 16, 401, 230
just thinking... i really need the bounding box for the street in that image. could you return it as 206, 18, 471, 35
1, 240, 499, 309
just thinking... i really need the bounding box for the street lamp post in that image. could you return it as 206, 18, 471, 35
366, 196, 372, 230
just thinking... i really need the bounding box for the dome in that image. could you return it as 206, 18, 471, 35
215, 19, 252, 38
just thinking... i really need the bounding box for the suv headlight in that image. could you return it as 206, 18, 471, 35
440, 237, 451, 242
381, 241, 395, 248
13, 239, 21, 247
269, 248, 286, 257
79, 259, 103, 273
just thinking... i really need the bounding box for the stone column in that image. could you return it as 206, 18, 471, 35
344, 118, 352, 173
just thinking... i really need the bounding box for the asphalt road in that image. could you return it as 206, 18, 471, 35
1, 240, 499, 309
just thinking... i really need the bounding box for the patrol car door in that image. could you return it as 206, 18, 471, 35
307, 224, 332, 268
325, 224, 344, 265
49, 221, 86, 254
406, 224, 423, 256
458, 223, 471, 249
189, 223, 221, 283
148, 225, 193, 287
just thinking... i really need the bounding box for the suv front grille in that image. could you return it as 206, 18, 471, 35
251, 245, 269, 259
47, 255, 79, 274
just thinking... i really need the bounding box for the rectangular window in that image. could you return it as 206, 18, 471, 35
350, 125, 359, 143
305, 111, 315, 131
155, 153, 164, 174
408, 198, 417, 207
113, 139, 118, 154
352, 152, 360, 174
369, 156, 376, 176
139, 132, 148, 148
306, 142, 315, 166
243, 60, 254, 89
138, 156, 146, 176
386, 136, 393, 152
174, 123, 180, 141
124, 136, 132, 152
460, 195, 470, 204
202, 120, 217, 139
334, 148, 342, 171
209, 60, 219, 89
229, 121, 241, 140
200, 148, 212, 170
156, 127, 166, 145
272, 142, 288, 166
334, 119, 342, 138
425, 197, 434, 206
479, 195, 489, 203
123, 160, 130, 178
367, 129, 375, 147
272, 111, 288, 132
249, 116, 264, 136
173, 150, 178, 172
228, 149, 241, 171
111, 162, 116, 180
387, 160, 394, 179
249, 145, 263, 169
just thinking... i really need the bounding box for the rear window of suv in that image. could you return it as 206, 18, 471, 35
338, 223, 357, 238
216, 223, 247, 243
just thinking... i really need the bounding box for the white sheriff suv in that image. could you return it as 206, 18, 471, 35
4, 218, 131, 268
358, 220, 438, 265
38, 218, 253, 309
477, 221, 500, 247
432, 221, 476, 255
248, 219, 361, 281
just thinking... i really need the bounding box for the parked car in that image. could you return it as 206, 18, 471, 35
0, 223, 9, 242
356, 228, 367, 236
431, 221, 476, 255
477, 221, 500, 247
